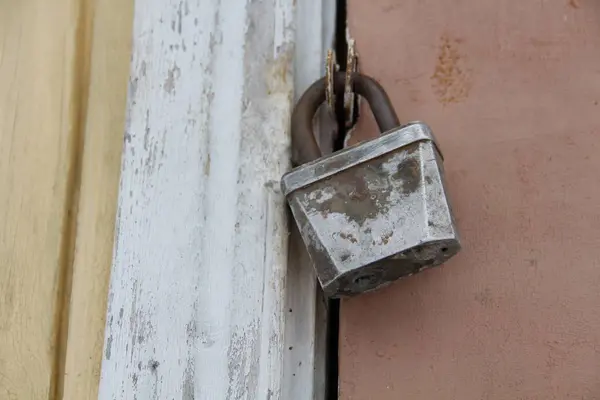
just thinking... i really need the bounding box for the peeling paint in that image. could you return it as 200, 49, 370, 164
182, 357, 195, 400
226, 321, 261, 399
163, 64, 181, 94
176, 2, 183, 34
98, 1, 296, 399
105, 336, 113, 360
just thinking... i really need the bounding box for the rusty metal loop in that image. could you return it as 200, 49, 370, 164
291, 71, 400, 166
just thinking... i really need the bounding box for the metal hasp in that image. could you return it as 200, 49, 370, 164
283, 72, 461, 298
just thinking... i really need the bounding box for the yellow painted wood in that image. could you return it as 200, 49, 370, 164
0, 1, 83, 398
62, 0, 133, 398
0, 0, 132, 398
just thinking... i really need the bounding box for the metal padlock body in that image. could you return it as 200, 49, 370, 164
283, 74, 460, 298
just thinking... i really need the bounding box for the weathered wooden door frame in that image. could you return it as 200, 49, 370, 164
98, 1, 335, 399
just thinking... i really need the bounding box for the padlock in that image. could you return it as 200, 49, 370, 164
282, 72, 461, 298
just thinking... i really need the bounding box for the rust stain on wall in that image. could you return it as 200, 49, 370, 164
430, 35, 471, 105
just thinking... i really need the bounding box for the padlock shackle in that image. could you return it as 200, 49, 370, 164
291, 71, 400, 166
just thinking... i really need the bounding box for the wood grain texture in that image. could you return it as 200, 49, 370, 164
62, 0, 133, 398
341, 1, 600, 399
0, 1, 82, 398
1, 0, 133, 398
98, 0, 300, 398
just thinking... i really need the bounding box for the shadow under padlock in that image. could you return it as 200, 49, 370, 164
282, 71, 461, 298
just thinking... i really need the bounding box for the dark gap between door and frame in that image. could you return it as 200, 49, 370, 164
325, 0, 349, 399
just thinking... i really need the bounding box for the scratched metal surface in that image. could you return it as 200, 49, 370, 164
284, 123, 460, 297
282, 121, 443, 195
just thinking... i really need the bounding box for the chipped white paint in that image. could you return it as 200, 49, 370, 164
282, 1, 336, 399
97, 0, 319, 398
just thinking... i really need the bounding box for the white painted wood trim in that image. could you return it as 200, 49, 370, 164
283, 2, 336, 399
99, 0, 335, 399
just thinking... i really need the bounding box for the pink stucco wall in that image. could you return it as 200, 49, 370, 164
340, 1, 600, 398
